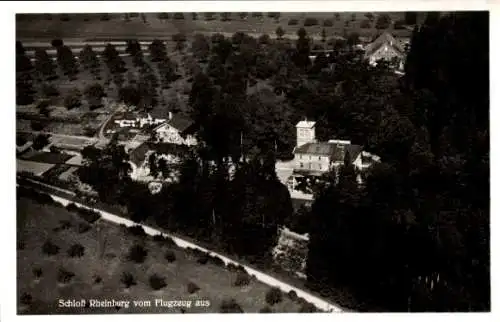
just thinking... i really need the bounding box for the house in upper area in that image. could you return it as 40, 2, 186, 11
153, 113, 197, 146
363, 32, 406, 71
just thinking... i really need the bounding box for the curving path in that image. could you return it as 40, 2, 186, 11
47, 193, 344, 313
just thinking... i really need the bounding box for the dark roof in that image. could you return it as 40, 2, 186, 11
22, 152, 73, 165
364, 32, 405, 57
129, 142, 149, 166
295, 142, 363, 163
167, 114, 195, 133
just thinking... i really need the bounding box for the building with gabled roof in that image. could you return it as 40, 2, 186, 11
153, 112, 197, 146
364, 31, 406, 70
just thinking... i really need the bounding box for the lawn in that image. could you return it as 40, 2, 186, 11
17, 195, 313, 314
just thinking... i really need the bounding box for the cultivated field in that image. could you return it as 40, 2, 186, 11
16, 12, 414, 43
17, 196, 312, 314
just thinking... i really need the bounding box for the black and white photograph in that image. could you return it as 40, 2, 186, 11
10, 1, 491, 317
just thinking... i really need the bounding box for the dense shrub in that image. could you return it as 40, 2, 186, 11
121, 272, 137, 288
299, 302, 318, 312
197, 253, 209, 265
265, 287, 283, 306
67, 243, 85, 258
57, 267, 75, 284
288, 290, 298, 301
173, 12, 184, 20
30, 120, 47, 131
187, 281, 200, 294
360, 19, 372, 29
288, 19, 299, 26
149, 274, 167, 290
208, 255, 225, 267
32, 267, 43, 279
51, 39, 64, 47
165, 250, 176, 262
259, 306, 273, 313
20, 292, 32, 305
93, 275, 102, 284
128, 244, 148, 263
233, 271, 251, 287
219, 299, 244, 313
42, 240, 60, 256
304, 17, 319, 26
77, 222, 91, 234
127, 225, 147, 238
18, 187, 54, 205
323, 19, 333, 27
153, 234, 177, 246
73, 206, 101, 223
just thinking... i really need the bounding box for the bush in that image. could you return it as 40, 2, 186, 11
165, 250, 176, 262
187, 281, 200, 294
149, 274, 167, 290
42, 240, 60, 256
127, 225, 147, 238
299, 302, 318, 312
30, 120, 47, 131
57, 267, 75, 284
219, 299, 243, 313
265, 287, 283, 306
51, 39, 64, 47
288, 290, 298, 301
173, 12, 184, 20
153, 234, 177, 247
259, 306, 273, 313
20, 292, 32, 305
208, 255, 225, 267
128, 244, 148, 263
75, 207, 101, 224
233, 271, 251, 287
323, 19, 333, 27
360, 19, 372, 29
304, 17, 319, 27
197, 253, 209, 265
77, 222, 91, 234
288, 18, 299, 26
121, 272, 137, 288
67, 243, 85, 258
32, 267, 43, 279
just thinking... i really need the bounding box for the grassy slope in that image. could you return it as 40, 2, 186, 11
17, 197, 303, 314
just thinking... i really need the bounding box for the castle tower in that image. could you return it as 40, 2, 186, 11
296, 120, 316, 148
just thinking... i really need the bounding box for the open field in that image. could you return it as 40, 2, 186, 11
17, 196, 309, 314
17, 12, 414, 43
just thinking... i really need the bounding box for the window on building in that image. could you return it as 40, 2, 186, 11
318, 156, 321, 161
300, 163, 303, 168
319, 164, 322, 170
309, 156, 311, 160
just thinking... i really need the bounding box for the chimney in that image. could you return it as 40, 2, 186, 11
168, 111, 173, 121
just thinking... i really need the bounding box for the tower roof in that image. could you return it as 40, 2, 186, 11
296, 120, 316, 128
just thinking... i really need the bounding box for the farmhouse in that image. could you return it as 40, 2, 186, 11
364, 32, 406, 71
153, 113, 197, 146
